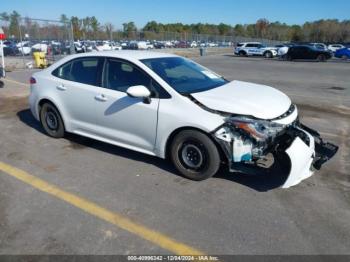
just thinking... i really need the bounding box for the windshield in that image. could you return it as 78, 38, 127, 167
141, 57, 228, 94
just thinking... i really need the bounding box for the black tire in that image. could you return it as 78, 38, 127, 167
286, 54, 292, 61
264, 51, 273, 59
341, 55, 348, 61
317, 54, 326, 62
170, 130, 221, 181
40, 102, 65, 138
239, 51, 247, 57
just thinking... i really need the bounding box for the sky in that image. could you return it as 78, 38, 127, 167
1, 0, 349, 28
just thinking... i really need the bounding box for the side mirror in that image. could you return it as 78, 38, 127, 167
126, 85, 151, 104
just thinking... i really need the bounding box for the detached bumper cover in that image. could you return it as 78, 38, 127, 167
282, 125, 338, 188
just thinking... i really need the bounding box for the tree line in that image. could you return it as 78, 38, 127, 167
1, 10, 350, 43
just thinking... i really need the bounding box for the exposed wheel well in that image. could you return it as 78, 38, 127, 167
165, 127, 226, 162
38, 99, 66, 130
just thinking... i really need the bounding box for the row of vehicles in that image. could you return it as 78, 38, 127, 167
234, 41, 350, 61
1, 39, 232, 57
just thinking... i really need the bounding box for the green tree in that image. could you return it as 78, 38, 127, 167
71, 16, 82, 39
8, 11, 21, 39
123, 22, 137, 38
218, 23, 231, 35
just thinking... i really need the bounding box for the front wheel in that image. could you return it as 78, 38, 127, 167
239, 51, 247, 57
317, 54, 326, 62
170, 130, 221, 181
264, 51, 273, 59
40, 102, 65, 138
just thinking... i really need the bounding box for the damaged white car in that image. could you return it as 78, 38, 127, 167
29, 51, 338, 188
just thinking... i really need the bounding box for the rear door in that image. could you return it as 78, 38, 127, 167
51, 57, 104, 132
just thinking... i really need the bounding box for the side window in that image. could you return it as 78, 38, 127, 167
104, 59, 152, 93
246, 44, 259, 48
52, 61, 72, 80
52, 57, 103, 86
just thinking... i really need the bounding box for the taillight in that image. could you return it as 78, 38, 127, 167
30, 77, 36, 84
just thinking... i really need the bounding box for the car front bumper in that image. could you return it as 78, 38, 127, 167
281, 124, 338, 188
215, 123, 338, 188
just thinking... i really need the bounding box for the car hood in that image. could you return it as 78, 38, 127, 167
191, 80, 291, 119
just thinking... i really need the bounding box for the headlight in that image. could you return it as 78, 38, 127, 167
227, 117, 285, 141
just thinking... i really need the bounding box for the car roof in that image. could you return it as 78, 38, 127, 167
66, 51, 178, 61
240, 42, 261, 44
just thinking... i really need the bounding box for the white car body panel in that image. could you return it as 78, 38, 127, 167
17, 41, 31, 55
93, 87, 159, 152
328, 44, 345, 52
29, 51, 336, 188
192, 80, 291, 119
32, 43, 48, 53
283, 132, 315, 188
278, 46, 289, 56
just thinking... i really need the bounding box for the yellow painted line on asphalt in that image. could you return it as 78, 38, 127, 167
0, 161, 204, 255
2, 78, 28, 87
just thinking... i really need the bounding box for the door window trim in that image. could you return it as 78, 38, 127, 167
101, 57, 171, 99
51, 56, 104, 87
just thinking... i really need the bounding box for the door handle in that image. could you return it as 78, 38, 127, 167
56, 84, 66, 91
95, 94, 108, 102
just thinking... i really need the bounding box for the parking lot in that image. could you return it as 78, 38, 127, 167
0, 54, 349, 255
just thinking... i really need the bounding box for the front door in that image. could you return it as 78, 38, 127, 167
94, 58, 159, 153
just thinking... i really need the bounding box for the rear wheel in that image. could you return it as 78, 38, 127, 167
341, 55, 348, 60
40, 102, 65, 138
317, 54, 326, 62
170, 130, 221, 181
239, 51, 247, 57
286, 54, 292, 61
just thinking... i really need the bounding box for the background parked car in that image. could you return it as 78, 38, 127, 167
16, 41, 32, 55
334, 47, 350, 60
2, 40, 18, 56
234, 42, 277, 58
286, 45, 332, 61
154, 41, 165, 49
328, 44, 345, 53
31, 43, 48, 53
175, 41, 190, 48
95, 41, 113, 51
190, 41, 198, 48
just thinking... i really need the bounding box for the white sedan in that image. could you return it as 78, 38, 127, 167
29, 51, 337, 188
328, 44, 345, 53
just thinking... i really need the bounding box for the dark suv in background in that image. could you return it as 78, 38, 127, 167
286, 45, 332, 61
